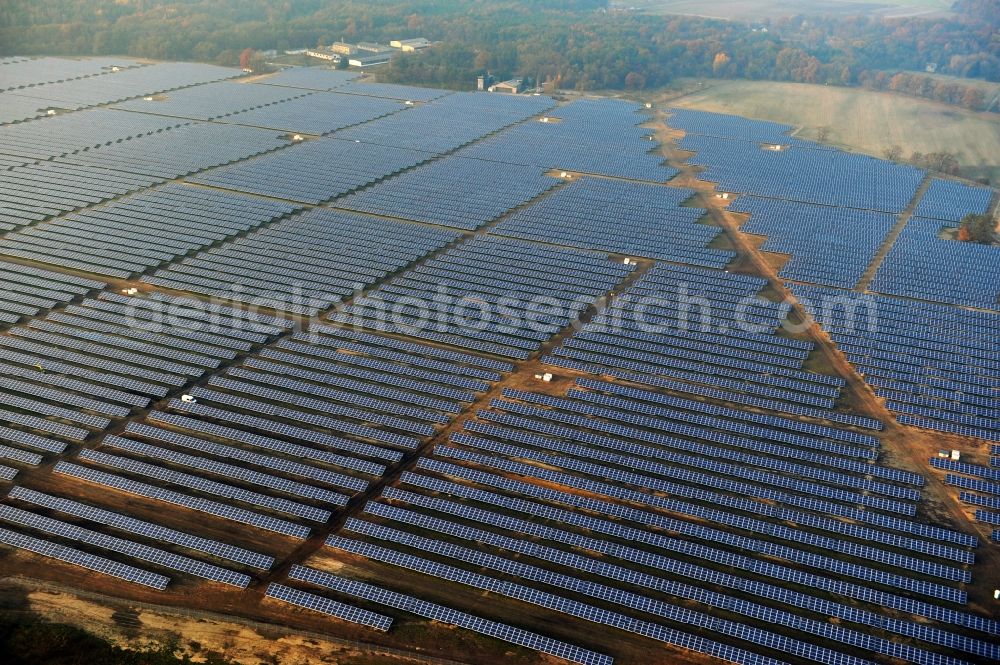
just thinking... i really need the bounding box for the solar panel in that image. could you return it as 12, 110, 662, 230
407, 458, 966, 603
406, 464, 990, 634
0, 524, 168, 589
265, 583, 393, 631
324, 530, 869, 665
54, 461, 310, 539
366, 497, 993, 659
8, 486, 272, 569
145, 208, 458, 315
287, 565, 613, 665
493, 177, 731, 265
0, 504, 250, 587
460, 98, 673, 182
671, 119, 923, 213
80, 447, 332, 522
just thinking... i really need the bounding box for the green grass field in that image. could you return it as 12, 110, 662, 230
660, 79, 1000, 183
624, 0, 954, 19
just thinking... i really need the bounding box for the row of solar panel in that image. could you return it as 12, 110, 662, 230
145, 208, 460, 315
362, 481, 995, 661
1, 62, 238, 122
729, 196, 897, 288
793, 285, 998, 437
334, 155, 558, 230
0, 184, 299, 278
492, 176, 733, 266
411, 457, 982, 622
345, 504, 990, 665
459, 98, 676, 182
285, 564, 612, 665
330, 236, 632, 359
870, 216, 1000, 311
679, 131, 925, 213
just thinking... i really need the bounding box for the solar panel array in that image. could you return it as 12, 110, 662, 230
0, 184, 299, 278
459, 98, 675, 182
334, 155, 558, 230
265, 583, 394, 631
0, 114, 290, 231
729, 196, 897, 288
176, 326, 495, 451
187, 136, 430, 204
342, 510, 992, 665
0, 290, 289, 461
145, 208, 459, 315
112, 80, 310, 120
0, 107, 186, 164
2, 58, 998, 665
676, 133, 924, 213
29, 327, 498, 548
0, 502, 250, 587
665, 108, 823, 149
0, 260, 104, 326
0, 158, 163, 231
287, 565, 613, 665
0, 56, 144, 92
543, 264, 856, 417
42, 324, 505, 545
330, 236, 633, 359
913, 178, 993, 222
3, 62, 241, 118
335, 91, 555, 153
322, 444, 991, 665
55, 458, 309, 539
256, 67, 358, 91
0, 523, 169, 589
218, 90, 405, 135
56, 121, 292, 179
0, 58, 150, 124
870, 216, 1000, 310
8, 486, 272, 569
937, 459, 1000, 528
794, 285, 999, 440
492, 177, 733, 266
0, 94, 65, 125
0, 107, 207, 227
333, 80, 450, 102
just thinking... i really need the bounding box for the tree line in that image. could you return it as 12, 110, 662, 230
861, 71, 990, 111
0, 0, 998, 103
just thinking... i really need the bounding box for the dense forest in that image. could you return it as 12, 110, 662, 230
1, 0, 998, 97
